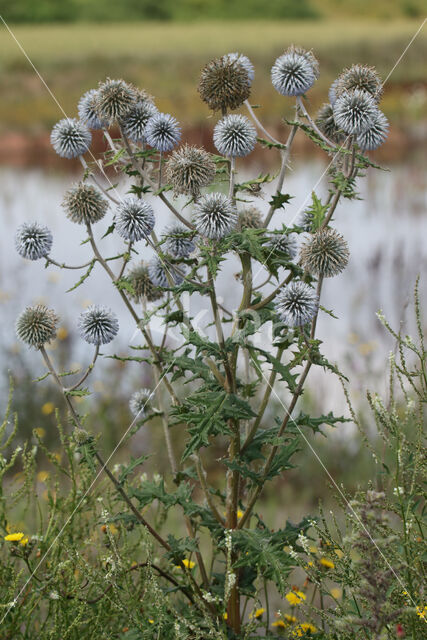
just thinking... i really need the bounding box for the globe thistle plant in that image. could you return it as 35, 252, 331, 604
271, 47, 317, 97
129, 388, 153, 417
193, 193, 238, 240
120, 99, 158, 143
300, 228, 349, 278
145, 113, 181, 152
213, 114, 257, 158
356, 109, 389, 151
275, 281, 319, 327
328, 79, 339, 106
333, 89, 379, 135
115, 196, 155, 242
289, 45, 320, 80
165, 145, 216, 198
95, 78, 137, 124
78, 89, 108, 130
16, 305, 59, 348
162, 224, 196, 258
15, 222, 53, 261
62, 183, 109, 225
198, 56, 251, 113
148, 256, 183, 288
223, 52, 255, 85
127, 262, 163, 303
315, 103, 345, 144
78, 305, 119, 345
238, 206, 264, 230
335, 64, 383, 103
267, 232, 298, 260
50, 118, 91, 159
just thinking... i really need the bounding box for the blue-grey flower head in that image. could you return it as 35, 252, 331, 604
328, 79, 339, 106
300, 228, 349, 278
15, 222, 53, 260
275, 281, 319, 327
223, 52, 255, 85
129, 388, 153, 417
50, 118, 91, 159
198, 56, 251, 112
335, 64, 382, 103
165, 145, 216, 198
78, 305, 119, 345
145, 113, 181, 152
95, 78, 137, 123
115, 196, 155, 242
16, 304, 59, 349
213, 114, 257, 158
163, 224, 196, 258
148, 256, 183, 288
78, 89, 108, 130
62, 183, 109, 225
193, 193, 238, 240
271, 48, 317, 97
127, 261, 163, 303
356, 109, 389, 151
315, 103, 345, 144
267, 232, 298, 261
120, 99, 158, 143
333, 89, 379, 135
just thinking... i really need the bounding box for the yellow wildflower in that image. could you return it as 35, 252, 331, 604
41, 402, 54, 415
272, 620, 286, 628
19, 537, 29, 546
176, 558, 195, 569
223, 612, 228, 620
285, 590, 306, 606
34, 427, 46, 438
293, 622, 317, 636
148, 619, 154, 624
284, 614, 297, 624
416, 605, 427, 619
320, 557, 335, 569
4, 532, 25, 542
330, 588, 342, 600
250, 608, 265, 619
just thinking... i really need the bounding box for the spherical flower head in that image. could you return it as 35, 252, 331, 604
115, 196, 155, 242
15, 222, 52, 260
162, 224, 196, 258
271, 48, 316, 97
127, 262, 162, 303
78, 89, 108, 130
333, 89, 379, 135
120, 99, 158, 143
275, 281, 319, 328
223, 52, 255, 85
62, 183, 109, 225
16, 305, 59, 349
148, 256, 184, 288
129, 388, 153, 417
315, 103, 345, 144
267, 232, 298, 260
335, 64, 382, 103
95, 78, 137, 124
193, 193, 238, 240
50, 118, 91, 159
213, 114, 257, 158
356, 109, 389, 151
78, 305, 119, 345
288, 45, 320, 80
238, 206, 264, 230
165, 145, 216, 198
301, 228, 349, 278
145, 113, 181, 152
198, 56, 251, 112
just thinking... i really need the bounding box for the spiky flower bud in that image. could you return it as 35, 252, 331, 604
120, 99, 158, 143
145, 113, 181, 152
129, 388, 153, 417
165, 145, 215, 198
267, 232, 298, 260
301, 228, 349, 278
335, 64, 382, 103
198, 56, 251, 112
315, 103, 345, 144
15, 222, 53, 260
289, 45, 320, 79
162, 224, 195, 258
333, 89, 379, 135
356, 109, 389, 151
115, 196, 155, 242
78, 305, 119, 345
148, 256, 184, 288
73, 427, 93, 445
95, 78, 137, 123
223, 52, 255, 85
78, 89, 108, 130
271, 47, 317, 97
275, 281, 319, 327
50, 118, 91, 159
238, 206, 264, 230
127, 262, 162, 303
16, 305, 59, 348
62, 183, 109, 225
193, 193, 237, 240
213, 114, 257, 158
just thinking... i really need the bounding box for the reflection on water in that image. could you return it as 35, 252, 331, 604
0, 160, 426, 411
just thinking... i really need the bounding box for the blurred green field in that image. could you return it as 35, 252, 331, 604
0, 20, 426, 132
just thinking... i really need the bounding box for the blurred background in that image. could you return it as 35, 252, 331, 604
0, 0, 426, 516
